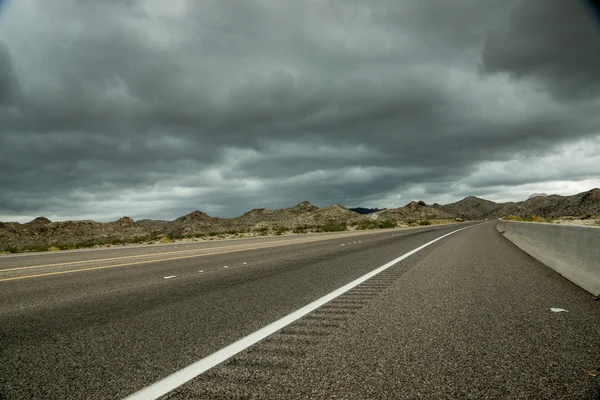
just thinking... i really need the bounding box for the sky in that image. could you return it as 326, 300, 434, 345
1, 0, 600, 223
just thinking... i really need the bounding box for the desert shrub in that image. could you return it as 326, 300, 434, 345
320, 221, 347, 232
107, 236, 149, 246
253, 226, 270, 236
355, 221, 374, 230
505, 215, 554, 223
274, 226, 287, 235
23, 245, 50, 252
57, 244, 78, 250
378, 220, 396, 229
418, 220, 432, 226
356, 220, 395, 230
293, 225, 311, 234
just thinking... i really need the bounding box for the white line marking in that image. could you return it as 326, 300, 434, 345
550, 307, 568, 313
223, 266, 229, 269
124, 224, 477, 400
242, 262, 247, 265
163, 276, 176, 279
198, 270, 204, 273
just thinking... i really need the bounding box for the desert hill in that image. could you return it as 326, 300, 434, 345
1, 188, 598, 252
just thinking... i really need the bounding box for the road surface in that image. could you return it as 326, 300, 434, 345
1, 222, 598, 399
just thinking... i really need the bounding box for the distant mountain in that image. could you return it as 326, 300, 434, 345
1, 189, 598, 252
349, 207, 387, 214
438, 196, 499, 220
438, 188, 600, 219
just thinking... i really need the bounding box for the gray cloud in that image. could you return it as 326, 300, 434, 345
481, 0, 600, 101
0, 0, 599, 222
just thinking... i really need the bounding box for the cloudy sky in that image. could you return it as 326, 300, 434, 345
1, 0, 600, 222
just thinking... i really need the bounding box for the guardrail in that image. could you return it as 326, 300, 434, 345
497, 219, 600, 297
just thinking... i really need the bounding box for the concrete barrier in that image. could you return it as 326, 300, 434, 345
497, 220, 600, 297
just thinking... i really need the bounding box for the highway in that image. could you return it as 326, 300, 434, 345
1, 222, 598, 399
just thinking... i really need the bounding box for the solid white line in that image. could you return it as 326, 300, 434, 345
124, 224, 477, 400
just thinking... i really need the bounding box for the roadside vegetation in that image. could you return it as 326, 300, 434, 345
504, 215, 554, 223
0, 218, 461, 254
405, 219, 433, 226
355, 220, 396, 230
320, 221, 348, 232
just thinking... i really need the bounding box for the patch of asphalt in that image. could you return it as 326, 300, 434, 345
0, 224, 466, 399
167, 222, 600, 399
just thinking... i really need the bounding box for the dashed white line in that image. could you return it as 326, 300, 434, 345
198, 270, 204, 273
163, 276, 176, 279
223, 266, 229, 269
125, 223, 479, 400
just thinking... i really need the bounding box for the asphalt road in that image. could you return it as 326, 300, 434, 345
1, 222, 599, 399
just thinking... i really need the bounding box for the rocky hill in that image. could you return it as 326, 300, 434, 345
1, 188, 598, 252
379, 201, 454, 220
439, 189, 600, 220
0, 216, 150, 252
438, 197, 500, 220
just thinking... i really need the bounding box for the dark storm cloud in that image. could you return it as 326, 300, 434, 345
0, 0, 599, 222
481, 0, 600, 101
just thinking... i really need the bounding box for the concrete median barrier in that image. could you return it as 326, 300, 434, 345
497, 220, 600, 297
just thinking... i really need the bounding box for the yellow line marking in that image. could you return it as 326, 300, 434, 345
0, 228, 401, 273
0, 232, 376, 282
0, 225, 456, 283
0, 240, 312, 273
